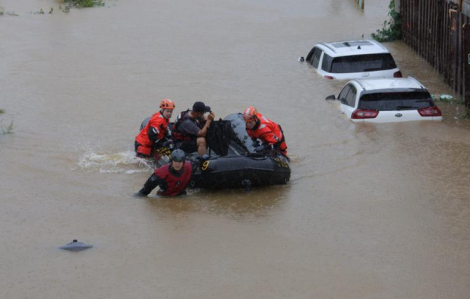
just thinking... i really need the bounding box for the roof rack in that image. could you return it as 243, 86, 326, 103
320, 43, 336, 53
407, 76, 425, 89
354, 79, 367, 91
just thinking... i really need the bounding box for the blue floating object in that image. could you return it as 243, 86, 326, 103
59, 239, 93, 252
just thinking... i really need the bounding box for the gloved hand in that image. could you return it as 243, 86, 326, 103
254, 145, 265, 152
159, 182, 168, 192
162, 140, 174, 149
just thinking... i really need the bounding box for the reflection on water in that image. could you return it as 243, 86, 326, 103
144, 185, 290, 221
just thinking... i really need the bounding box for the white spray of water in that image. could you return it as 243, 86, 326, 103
77, 149, 154, 174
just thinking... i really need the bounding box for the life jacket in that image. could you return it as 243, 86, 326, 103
154, 162, 193, 196
247, 113, 288, 155
135, 112, 169, 149
172, 110, 204, 142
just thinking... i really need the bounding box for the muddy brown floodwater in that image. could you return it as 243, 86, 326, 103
1, 0, 470, 298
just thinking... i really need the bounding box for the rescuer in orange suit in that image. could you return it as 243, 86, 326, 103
135, 99, 175, 158
243, 106, 288, 157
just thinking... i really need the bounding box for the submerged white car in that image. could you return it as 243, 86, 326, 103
326, 77, 443, 123
306, 40, 402, 80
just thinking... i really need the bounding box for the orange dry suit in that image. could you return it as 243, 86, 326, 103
247, 113, 288, 156
135, 112, 169, 156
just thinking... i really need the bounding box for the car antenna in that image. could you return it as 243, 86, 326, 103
357, 46, 361, 49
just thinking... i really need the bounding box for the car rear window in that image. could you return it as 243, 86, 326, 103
329, 54, 397, 73
359, 91, 434, 111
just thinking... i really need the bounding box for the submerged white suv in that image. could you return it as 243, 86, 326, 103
327, 77, 442, 123
306, 40, 402, 80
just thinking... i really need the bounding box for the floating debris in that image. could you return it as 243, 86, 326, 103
298, 57, 304, 62
0, 8, 19, 17
59, 239, 93, 252
432, 94, 453, 102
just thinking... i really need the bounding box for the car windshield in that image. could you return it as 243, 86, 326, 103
359, 91, 434, 111
329, 54, 397, 73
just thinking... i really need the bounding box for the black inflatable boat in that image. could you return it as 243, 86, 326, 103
139, 113, 291, 189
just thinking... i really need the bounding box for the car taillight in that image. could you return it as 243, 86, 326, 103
393, 71, 402, 78
351, 109, 379, 119
418, 106, 442, 117
324, 75, 334, 80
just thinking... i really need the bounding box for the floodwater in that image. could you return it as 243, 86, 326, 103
1, 0, 470, 298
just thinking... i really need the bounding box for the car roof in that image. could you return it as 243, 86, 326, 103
351, 77, 426, 91
316, 40, 390, 56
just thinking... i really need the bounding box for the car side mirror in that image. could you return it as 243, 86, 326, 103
325, 95, 336, 100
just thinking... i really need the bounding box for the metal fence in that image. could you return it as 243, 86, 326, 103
401, 0, 470, 107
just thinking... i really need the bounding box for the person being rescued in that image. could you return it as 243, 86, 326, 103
172, 101, 215, 156
134, 149, 193, 197
243, 106, 288, 158
135, 98, 175, 158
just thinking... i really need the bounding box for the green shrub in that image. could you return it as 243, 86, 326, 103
64, 0, 104, 8
372, 0, 402, 42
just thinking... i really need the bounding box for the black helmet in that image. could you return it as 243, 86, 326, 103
170, 149, 186, 162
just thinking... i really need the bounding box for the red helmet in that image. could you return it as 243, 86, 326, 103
160, 98, 175, 110
243, 106, 258, 122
